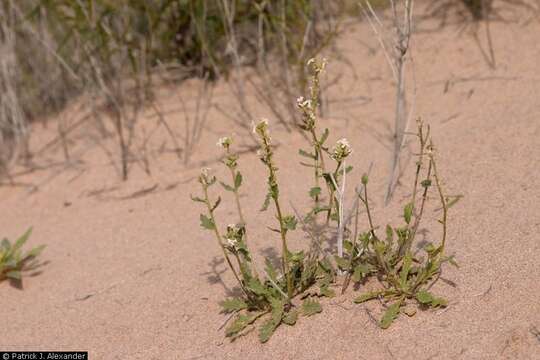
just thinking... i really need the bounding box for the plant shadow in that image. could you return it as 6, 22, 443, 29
201, 256, 243, 298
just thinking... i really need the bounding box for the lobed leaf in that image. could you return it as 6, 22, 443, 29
302, 298, 322, 317
259, 319, 278, 343
199, 214, 215, 230
220, 298, 248, 313
380, 302, 401, 329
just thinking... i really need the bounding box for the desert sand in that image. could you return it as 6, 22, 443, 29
1, 3, 539, 359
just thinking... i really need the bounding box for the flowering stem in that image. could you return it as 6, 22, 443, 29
202, 184, 247, 296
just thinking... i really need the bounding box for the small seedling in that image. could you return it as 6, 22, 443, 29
0, 228, 45, 282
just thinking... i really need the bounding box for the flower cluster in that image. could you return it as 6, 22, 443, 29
307, 57, 328, 75
296, 96, 316, 130
331, 138, 352, 162
217, 136, 232, 150
198, 167, 215, 186
224, 223, 245, 251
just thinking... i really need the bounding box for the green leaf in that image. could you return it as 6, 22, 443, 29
260, 192, 271, 212
385, 225, 394, 245
220, 298, 248, 313
247, 278, 267, 296
352, 264, 372, 282
270, 298, 284, 324
13, 228, 32, 252
309, 186, 321, 199
265, 258, 278, 282
219, 181, 234, 192
211, 197, 221, 211
380, 302, 401, 329
319, 128, 329, 145
404, 203, 413, 224
334, 256, 350, 271
226, 313, 258, 337
282, 309, 298, 325
234, 172, 243, 189
431, 297, 448, 308
282, 215, 297, 231
199, 214, 215, 230
320, 285, 336, 298
299, 149, 316, 159
354, 291, 380, 304
190, 195, 206, 203
302, 298, 322, 316
5, 270, 21, 280
259, 319, 278, 343
416, 290, 434, 304
400, 252, 413, 286
421, 179, 432, 188
26, 245, 45, 259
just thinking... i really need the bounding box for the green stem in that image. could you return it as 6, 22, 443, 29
203, 185, 246, 296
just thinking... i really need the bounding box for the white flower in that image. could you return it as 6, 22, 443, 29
226, 237, 238, 248
331, 138, 353, 161
217, 136, 232, 149
252, 118, 269, 134
201, 167, 211, 178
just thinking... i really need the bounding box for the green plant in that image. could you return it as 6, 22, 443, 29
0, 228, 45, 282
341, 119, 458, 328
193, 58, 457, 341
192, 128, 335, 343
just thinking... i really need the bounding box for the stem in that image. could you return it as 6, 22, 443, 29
259, 134, 293, 301
326, 161, 342, 225
203, 185, 246, 296
429, 144, 448, 254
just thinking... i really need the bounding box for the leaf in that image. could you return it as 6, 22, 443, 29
282, 215, 297, 231
415, 290, 434, 305
404, 203, 413, 224
260, 192, 271, 212
220, 298, 248, 313
319, 128, 329, 145
299, 149, 316, 159
431, 297, 448, 308
199, 214, 215, 230
353, 291, 380, 304
309, 186, 321, 199
226, 313, 258, 337
421, 179, 432, 188
282, 309, 298, 325
259, 319, 278, 343
264, 258, 278, 282
211, 197, 221, 211
234, 172, 243, 189
13, 228, 32, 252
320, 285, 335, 298
25, 245, 45, 259
380, 302, 401, 329
352, 264, 372, 282
219, 181, 235, 192
444, 255, 459, 268
247, 278, 267, 296
190, 195, 205, 203
334, 256, 350, 271
400, 252, 413, 286
270, 298, 284, 324
5, 270, 21, 280
385, 225, 394, 245
302, 298, 322, 316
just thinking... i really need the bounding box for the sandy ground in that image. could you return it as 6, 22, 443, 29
1, 3, 540, 359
